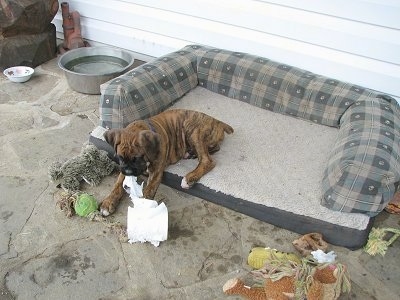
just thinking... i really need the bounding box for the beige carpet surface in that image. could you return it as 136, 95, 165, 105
167, 87, 370, 230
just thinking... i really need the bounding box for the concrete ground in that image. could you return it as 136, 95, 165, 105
1, 54, 399, 300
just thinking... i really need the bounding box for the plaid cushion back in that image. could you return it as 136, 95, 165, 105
322, 97, 400, 216
197, 48, 383, 127
99, 45, 207, 129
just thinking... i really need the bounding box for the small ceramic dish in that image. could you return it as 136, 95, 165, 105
3, 66, 34, 83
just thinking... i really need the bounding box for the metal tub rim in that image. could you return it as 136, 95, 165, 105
58, 46, 135, 94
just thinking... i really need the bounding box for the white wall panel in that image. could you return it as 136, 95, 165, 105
53, 0, 400, 98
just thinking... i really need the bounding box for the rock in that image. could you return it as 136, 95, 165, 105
0, 0, 59, 37
0, 24, 57, 69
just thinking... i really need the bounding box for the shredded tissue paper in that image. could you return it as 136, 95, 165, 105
311, 249, 337, 263
123, 176, 168, 247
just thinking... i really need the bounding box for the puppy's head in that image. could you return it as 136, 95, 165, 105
104, 126, 160, 176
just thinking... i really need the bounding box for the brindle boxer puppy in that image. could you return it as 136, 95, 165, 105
100, 109, 234, 216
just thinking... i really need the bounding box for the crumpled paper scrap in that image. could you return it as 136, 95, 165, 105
123, 176, 168, 247
311, 249, 336, 263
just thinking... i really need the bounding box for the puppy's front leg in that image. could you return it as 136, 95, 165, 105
100, 173, 125, 216
143, 164, 164, 199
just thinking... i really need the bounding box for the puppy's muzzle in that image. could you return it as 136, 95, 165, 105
117, 155, 147, 176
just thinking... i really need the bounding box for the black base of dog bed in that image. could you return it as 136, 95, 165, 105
161, 172, 373, 250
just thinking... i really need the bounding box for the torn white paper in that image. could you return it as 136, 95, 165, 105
311, 249, 336, 263
123, 176, 168, 247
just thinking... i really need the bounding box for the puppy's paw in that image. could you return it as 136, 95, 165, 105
100, 200, 116, 216
181, 177, 191, 189
100, 207, 110, 216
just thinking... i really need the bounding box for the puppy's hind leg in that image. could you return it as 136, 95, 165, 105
181, 136, 216, 189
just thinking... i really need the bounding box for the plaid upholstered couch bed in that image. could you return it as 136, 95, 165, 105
95, 45, 400, 249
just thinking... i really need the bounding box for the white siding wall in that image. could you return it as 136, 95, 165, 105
52, 0, 400, 99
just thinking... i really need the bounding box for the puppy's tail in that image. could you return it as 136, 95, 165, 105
220, 121, 234, 134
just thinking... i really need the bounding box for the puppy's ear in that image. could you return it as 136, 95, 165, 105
139, 130, 160, 162
104, 129, 121, 153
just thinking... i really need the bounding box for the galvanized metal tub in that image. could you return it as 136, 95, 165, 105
58, 47, 134, 94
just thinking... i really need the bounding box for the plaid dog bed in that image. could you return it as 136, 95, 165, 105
99, 44, 400, 217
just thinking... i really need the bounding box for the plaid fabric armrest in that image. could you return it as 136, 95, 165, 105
321, 97, 400, 216
197, 47, 382, 127
99, 45, 207, 129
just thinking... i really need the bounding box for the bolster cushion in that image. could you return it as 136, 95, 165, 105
322, 96, 400, 216
196, 47, 380, 128
99, 45, 206, 129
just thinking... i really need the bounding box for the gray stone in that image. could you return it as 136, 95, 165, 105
5, 236, 125, 300
0, 0, 59, 37
0, 24, 56, 69
0, 176, 49, 259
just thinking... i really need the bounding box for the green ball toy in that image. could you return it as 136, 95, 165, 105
74, 193, 98, 217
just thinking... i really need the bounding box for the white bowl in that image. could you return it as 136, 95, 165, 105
3, 66, 34, 83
